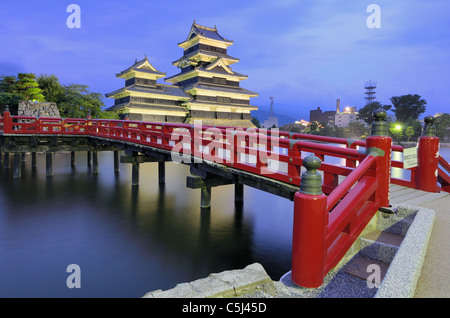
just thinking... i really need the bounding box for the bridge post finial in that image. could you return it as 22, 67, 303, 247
422, 115, 436, 137
370, 109, 388, 137
300, 154, 323, 195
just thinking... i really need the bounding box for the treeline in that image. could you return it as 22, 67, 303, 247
0, 73, 119, 119
281, 94, 450, 142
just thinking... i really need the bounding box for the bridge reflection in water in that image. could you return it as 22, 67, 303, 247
0, 151, 293, 298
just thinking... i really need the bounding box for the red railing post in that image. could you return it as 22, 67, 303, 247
365, 109, 392, 207
291, 154, 328, 288
2, 106, 12, 133
416, 116, 439, 192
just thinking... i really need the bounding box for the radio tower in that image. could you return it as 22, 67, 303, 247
270, 97, 274, 118
364, 80, 376, 105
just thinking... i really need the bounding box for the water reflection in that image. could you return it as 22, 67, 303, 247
0, 151, 293, 298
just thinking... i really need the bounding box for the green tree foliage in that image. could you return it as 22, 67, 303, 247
1, 73, 119, 119
358, 101, 391, 124
435, 113, 450, 141
251, 116, 261, 128
390, 94, 427, 122
15, 73, 45, 102
37, 74, 64, 103
0, 75, 21, 114
58, 84, 118, 119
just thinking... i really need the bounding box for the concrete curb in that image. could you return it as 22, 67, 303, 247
143, 263, 277, 298
375, 205, 435, 298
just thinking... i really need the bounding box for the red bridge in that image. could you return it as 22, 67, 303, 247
1, 109, 449, 288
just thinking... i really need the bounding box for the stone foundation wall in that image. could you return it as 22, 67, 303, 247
18, 100, 61, 118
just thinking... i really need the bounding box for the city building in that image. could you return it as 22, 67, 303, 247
165, 21, 258, 127
105, 56, 190, 122
335, 105, 359, 128
309, 107, 336, 126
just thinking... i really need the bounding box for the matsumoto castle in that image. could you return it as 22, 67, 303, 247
106, 21, 258, 128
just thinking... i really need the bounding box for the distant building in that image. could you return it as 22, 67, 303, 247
165, 21, 258, 127
106, 21, 258, 127
309, 107, 336, 126
105, 56, 190, 122
335, 106, 358, 128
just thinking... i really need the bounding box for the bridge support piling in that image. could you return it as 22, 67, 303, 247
93, 151, 99, 174
158, 161, 165, 184
87, 151, 92, 166
21, 152, 26, 162
201, 186, 211, 209
71, 151, 76, 166
32, 152, 37, 168
132, 162, 139, 186
114, 151, 119, 174
13, 153, 21, 179
46, 152, 53, 176
235, 183, 244, 204
4, 152, 10, 168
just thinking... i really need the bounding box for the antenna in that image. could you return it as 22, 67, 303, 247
270, 97, 274, 118
364, 80, 376, 105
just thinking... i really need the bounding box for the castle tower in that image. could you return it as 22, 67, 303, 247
105, 55, 190, 122
165, 21, 258, 127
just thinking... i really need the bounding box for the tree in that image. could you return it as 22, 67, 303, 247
14, 73, 45, 102
0, 75, 21, 113
435, 113, 450, 141
58, 84, 105, 118
37, 74, 64, 103
358, 102, 391, 124
251, 116, 261, 128
390, 94, 426, 122
405, 126, 415, 142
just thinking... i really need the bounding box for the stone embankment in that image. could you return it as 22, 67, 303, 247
17, 100, 61, 118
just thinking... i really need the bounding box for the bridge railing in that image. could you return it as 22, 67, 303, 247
291, 110, 392, 287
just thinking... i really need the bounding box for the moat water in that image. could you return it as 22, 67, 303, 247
0, 146, 448, 297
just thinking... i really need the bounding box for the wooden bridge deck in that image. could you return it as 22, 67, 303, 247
389, 183, 450, 297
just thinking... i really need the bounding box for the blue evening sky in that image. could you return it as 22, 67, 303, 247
0, 0, 448, 121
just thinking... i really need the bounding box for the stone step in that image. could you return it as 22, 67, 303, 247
359, 233, 401, 263
341, 253, 390, 282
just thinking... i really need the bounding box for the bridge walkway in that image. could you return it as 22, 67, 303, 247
389, 184, 450, 297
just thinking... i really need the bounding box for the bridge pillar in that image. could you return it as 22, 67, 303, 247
158, 161, 165, 184
132, 162, 139, 186
416, 116, 439, 192
201, 186, 212, 209
71, 151, 76, 167
4, 152, 10, 168
235, 183, 244, 204
46, 152, 53, 176
87, 151, 92, 166
32, 152, 37, 168
366, 109, 392, 208
13, 153, 21, 179
93, 151, 99, 174
291, 154, 327, 288
114, 151, 119, 174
